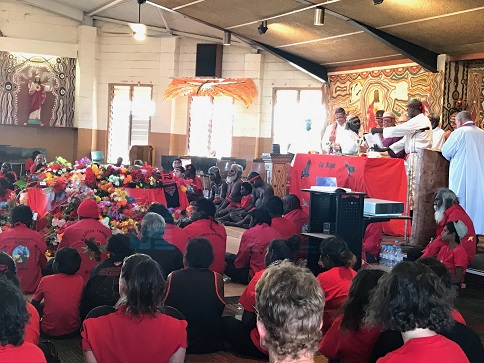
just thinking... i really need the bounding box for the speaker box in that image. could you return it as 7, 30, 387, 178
196, 44, 223, 78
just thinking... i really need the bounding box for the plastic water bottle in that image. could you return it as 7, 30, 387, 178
235, 303, 243, 321
379, 247, 384, 264
382, 246, 389, 267
388, 246, 395, 267
396, 248, 403, 265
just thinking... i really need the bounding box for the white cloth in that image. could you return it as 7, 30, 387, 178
321, 123, 358, 153
442, 122, 484, 234
432, 127, 446, 151
383, 113, 433, 155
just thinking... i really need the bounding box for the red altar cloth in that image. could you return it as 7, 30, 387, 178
290, 154, 408, 236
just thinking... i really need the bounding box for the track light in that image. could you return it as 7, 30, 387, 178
258, 20, 268, 35
373, 0, 384, 4
223, 30, 231, 45
314, 7, 325, 25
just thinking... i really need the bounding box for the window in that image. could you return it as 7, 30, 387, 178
273, 89, 326, 154
107, 84, 153, 163
188, 96, 234, 157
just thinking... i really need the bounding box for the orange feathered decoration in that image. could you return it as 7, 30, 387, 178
164, 78, 257, 108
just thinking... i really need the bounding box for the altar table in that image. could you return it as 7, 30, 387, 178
290, 154, 408, 236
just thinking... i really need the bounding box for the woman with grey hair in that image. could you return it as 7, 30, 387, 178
130, 212, 183, 278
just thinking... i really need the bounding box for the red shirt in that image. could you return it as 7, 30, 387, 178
376, 335, 469, 363
59, 218, 112, 283
0, 223, 47, 293
362, 223, 383, 256
451, 309, 466, 325
25, 302, 40, 344
317, 266, 356, 332
82, 305, 188, 363
164, 223, 189, 254
32, 273, 84, 336
421, 204, 476, 263
235, 223, 282, 279
319, 314, 381, 363
271, 217, 298, 239
238, 269, 267, 354
25, 158, 35, 173
437, 244, 468, 279
183, 219, 227, 274
283, 208, 309, 233
0, 343, 46, 363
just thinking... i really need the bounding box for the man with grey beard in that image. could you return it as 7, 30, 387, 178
215, 164, 243, 217
419, 188, 476, 264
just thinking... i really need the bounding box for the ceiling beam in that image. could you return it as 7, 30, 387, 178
255, 42, 328, 83
19, 0, 83, 22
349, 20, 439, 73
87, 0, 126, 17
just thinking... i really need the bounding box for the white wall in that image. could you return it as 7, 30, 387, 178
0, 1, 325, 144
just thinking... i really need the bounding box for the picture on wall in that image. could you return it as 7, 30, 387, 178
0, 52, 75, 127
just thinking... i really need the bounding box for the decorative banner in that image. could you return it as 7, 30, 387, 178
164, 78, 257, 108
0, 52, 76, 127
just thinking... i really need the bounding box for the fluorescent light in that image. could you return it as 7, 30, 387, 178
314, 7, 325, 25
129, 23, 147, 41
223, 31, 231, 45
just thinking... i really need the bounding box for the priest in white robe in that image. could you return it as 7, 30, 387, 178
442, 111, 484, 235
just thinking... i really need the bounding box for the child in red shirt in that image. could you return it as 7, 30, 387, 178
0, 205, 47, 293
365, 261, 468, 363
437, 220, 469, 285
319, 269, 385, 363
32, 247, 84, 337
316, 236, 356, 332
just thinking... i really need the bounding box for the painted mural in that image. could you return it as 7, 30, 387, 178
329, 65, 443, 132
0, 52, 75, 127
467, 65, 484, 128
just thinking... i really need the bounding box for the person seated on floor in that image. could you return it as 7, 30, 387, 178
0, 205, 47, 293
437, 221, 469, 286
217, 182, 253, 225
319, 269, 385, 363
32, 247, 84, 338
0, 279, 46, 362
183, 198, 227, 275
0, 177, 14, 203
255, 260, 325, 363
82, 254, 187, 363
215, 164, 244, 217
24, 150, 41, 175
362, 222, 383, 263
413, 188, 476, 264
418, 257, 466, 325
222, 236, 301, 359
365, 262, 471, 363
29, 154, 47, 175
173, 165, 185, 180
80, 234, 133, 319
208, 166, 228, 205
147, 203, 188, 254
226, 172, 275, 228
317, 236, 356, 333
130, 212, 183, 279
0, 252, 40, 345
224, 209, 282, 285
369, 259, 484, 363
282, 194, 309, 233
58, 198, 112, 284
164, 237, 225, 354
185, 164, 203, 202
0, 162, 17, 181
266, 195, 298, 239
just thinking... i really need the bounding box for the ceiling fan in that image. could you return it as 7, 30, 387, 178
101, 0, 178, 40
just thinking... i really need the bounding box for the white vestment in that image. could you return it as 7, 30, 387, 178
383, 113, 432, 209
442, 122, 484, 234
432, 127, 446, 151
321, 123, 358, 154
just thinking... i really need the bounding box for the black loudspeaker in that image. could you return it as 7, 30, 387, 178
196, 44, 223, 78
